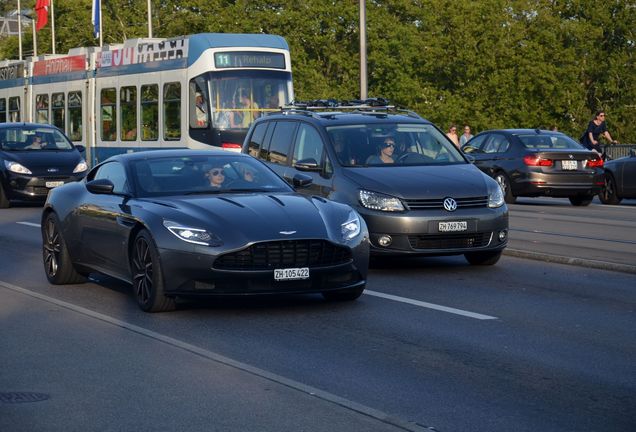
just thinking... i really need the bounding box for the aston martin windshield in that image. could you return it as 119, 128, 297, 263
131, 154, 292, 197
326, 123, 466, 167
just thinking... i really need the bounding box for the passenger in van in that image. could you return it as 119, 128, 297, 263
366, 136, 396, 164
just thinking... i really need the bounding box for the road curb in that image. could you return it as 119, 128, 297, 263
503, 248, 636, 275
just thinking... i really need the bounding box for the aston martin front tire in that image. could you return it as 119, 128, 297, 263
42, 213, 87, 284
131, 230, 176, 313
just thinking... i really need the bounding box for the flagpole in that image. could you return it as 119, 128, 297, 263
32, 12, 37, 58
147, 0, 153, 38
17, 0, 23, 60
51, 0, 56, 54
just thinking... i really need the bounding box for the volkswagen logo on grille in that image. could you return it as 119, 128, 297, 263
443, 197, 458, 212
47, 168, 59, 173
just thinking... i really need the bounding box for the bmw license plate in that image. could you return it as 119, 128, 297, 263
561, 160, 577, 170
45, 181, 65, 188
439, 221, 468, 232
274, 267, 310, 281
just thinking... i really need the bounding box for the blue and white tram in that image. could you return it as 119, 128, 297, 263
0, 33, 294, 165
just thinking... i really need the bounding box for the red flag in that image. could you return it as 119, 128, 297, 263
35, 0, 50, 31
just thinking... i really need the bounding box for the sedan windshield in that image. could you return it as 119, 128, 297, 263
326, 123, 466, 167
132, 154, 292, 198
0, 127, 75, 151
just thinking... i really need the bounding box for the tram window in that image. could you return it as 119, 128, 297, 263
120, 86, 137, 141
52, 93, 65, 131
163, 82, 181, 141
248, 122, 268, 158
36, 94, 49, 123
101, 88, 117, 141
189, 77, 209, 129
9, 97, 20, 122
0, 98, 6, 123
141, 84, 158, 141
68, 91, 82, 141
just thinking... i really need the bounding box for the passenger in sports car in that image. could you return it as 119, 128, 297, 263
204, 166, 226, 188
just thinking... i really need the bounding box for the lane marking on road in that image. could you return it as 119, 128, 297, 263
17, 222, 41, 228
0, 280, 433, 432
364, 290, 498, 320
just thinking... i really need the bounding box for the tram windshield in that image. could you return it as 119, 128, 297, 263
196, 70, 292, 130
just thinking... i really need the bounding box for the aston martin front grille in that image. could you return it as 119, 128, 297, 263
404, 196, 489, 210
214, 240, 353, 270
408, 232, 492, 250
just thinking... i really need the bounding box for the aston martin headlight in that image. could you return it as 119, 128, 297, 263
163, 220, 223, 246
341, 211, 361, 241
4, 160, 32, 175
73, 160, 88, 173
359, 190, 405, 212
488, 182, 505, 208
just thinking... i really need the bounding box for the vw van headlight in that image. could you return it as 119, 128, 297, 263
359, 190, 405, 212
488, 183, 505, 208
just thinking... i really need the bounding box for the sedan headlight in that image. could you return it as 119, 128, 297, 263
73, 160, 88, 173
359, 190, 405, 212
4, 160, 32, 175
488, 183, 505, 208
163, 220, 223, 246
341, 211, 361, 241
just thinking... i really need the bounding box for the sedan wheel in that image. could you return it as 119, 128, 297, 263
131, 230, 176, 312
568, 195, 594, 206
464, 250, 502, 266
42, 213, 86, 284
598, 174, 622, 205
494, 173, 516, 204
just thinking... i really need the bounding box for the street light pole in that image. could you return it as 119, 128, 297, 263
359, 0, 368, 100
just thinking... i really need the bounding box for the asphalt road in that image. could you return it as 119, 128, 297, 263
1, 200, 635, 432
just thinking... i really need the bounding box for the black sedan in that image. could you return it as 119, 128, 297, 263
0, 123, 88, 208
599, 149, 636, 204
463, 129, 604, 206
41, 150, 369, 312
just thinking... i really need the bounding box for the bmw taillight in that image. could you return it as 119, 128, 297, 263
586, 158, 604, 168
221, 142, 242, 152
523, 155, 553, 167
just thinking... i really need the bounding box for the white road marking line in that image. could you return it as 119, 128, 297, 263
17, 221, 41, 227
14, 220, 497, 320
0, 280, 431, 432
364, 290, 498, 320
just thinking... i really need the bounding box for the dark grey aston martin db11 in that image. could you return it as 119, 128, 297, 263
41, 150, 369, 312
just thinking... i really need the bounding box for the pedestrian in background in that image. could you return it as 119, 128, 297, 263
580, 111, 618, 155
460, 125, 474, 147
446, 124, 460, 149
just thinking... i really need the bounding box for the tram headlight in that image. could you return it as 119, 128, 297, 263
73, 160, 88, 173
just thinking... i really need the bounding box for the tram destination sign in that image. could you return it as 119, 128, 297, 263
0, 63, 24, 81
214, 52, 285, 69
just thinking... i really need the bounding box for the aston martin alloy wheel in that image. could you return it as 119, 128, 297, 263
42, 213, 86, 284
131, 230, 176, 312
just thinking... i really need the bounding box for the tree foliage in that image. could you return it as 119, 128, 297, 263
1, 0, 634, 141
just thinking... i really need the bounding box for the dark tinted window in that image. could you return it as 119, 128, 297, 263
482, 134, 509, 153
463, 134, 487, 153
93, 162, 129, 194
518, 133, 584, 150
292, 123, 325, 165
248, 122, 269, 158
268, 121, 297, 165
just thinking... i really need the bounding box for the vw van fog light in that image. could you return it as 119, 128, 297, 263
498, 230, 508, 241
378, 235, 392, 247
